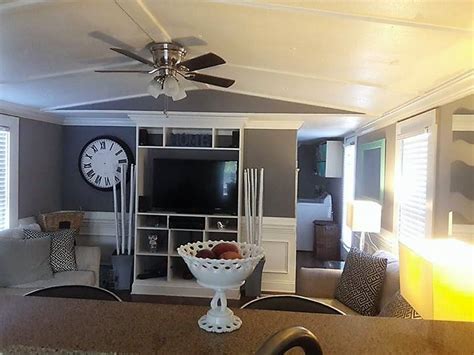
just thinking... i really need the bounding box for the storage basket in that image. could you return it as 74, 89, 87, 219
38, 211, 85, 232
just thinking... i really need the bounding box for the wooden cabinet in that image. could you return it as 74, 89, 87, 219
313, 220, 340, 260
315, 141, 343, 178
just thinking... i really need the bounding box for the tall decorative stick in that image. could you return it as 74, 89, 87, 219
249, 169, 255, 244
112, 171, 120, 255
252, 169, 258, 245
127, 164, 135, 255
257, 168, 264, 246
244, 170, 251, 243
120, 164, 127, 255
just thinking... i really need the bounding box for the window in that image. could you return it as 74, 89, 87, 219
395, 110, 437, 241
0, 128, 10, 230
0, 114, 18, 231
342, 136, 356, 249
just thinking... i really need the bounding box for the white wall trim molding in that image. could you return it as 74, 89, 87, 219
453, 114, 474, 132
0, 100, 63, 125
356, 70, 474, 136
62, 116, 135, 127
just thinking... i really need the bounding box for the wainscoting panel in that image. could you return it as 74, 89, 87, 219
78, 212, 296, 293
77, 211, 118, 265
242, 217, 297, 293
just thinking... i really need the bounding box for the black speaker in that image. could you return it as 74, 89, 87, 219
138, 196, 151, 212
139, 129, 148, 146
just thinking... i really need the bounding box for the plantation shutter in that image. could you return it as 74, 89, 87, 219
398, 133, 430, 240
0, 128, 10, 231
396, 110, 436, 241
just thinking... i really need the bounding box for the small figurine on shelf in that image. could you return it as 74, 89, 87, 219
148, 234, 158, 252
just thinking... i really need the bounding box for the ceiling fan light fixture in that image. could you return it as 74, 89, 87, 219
163, 75, 180, 97
172, 87, 187, 101
147, 77, 163, 98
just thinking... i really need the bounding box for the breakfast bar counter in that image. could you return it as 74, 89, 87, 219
0, 295, 473, 354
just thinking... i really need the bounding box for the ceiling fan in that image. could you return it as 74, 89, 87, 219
95, 42, 235, 101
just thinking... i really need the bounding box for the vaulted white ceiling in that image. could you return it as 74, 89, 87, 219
0, 0, 472, 133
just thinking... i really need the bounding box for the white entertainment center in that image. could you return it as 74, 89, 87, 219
130, 116, 244, 298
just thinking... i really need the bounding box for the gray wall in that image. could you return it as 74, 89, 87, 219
244, 129, 297, 218
434, 94, 474, 237
355, 124, 396, 232
19, 118, 63, 218
62, 126, 136, 211
297, 143, 343, 226
58, 90, 359, 114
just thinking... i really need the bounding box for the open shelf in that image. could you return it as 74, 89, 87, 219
137, 214, 168, 229
135, 255, 168, 280
136, 229, 168, 254
169, 256, 195, 282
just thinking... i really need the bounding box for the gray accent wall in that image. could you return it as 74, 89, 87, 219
434, 94, 474, 236
61, 126, 136, 212
57, 90, 359, 114
244, 129, 297, 218
19, 118, 63, 218
355, 124, 396, 232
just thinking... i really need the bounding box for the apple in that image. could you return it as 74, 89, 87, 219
212, 242, 239, 257
220, 251, 243, 259
195, 249, 216, 259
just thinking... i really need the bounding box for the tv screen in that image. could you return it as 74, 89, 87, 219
153, 158, 238, 215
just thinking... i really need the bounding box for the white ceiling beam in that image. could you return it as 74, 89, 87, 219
114, 0, 172, 42
210, 0, 473, 34
0, 100, 63, 124
356, 69, 474, 135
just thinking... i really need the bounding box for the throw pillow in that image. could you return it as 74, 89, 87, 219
0, 237, 53, 286
0, 223, 42, 239
24, 229, 77, 273
335, 248, 388, 316
379, 291, 422, 319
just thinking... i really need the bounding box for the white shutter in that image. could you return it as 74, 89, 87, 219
0, 128, 9, 230
396, 109, 436, 241
398, 133, 429, 240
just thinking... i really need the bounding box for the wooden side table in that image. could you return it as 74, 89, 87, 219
313, 220, 340, 260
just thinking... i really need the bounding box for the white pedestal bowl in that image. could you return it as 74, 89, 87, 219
178, 240, 264, 333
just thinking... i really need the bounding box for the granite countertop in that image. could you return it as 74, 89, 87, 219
0, 295, 473, 354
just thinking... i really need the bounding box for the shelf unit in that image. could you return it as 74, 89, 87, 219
132, 122, 243, 298
315, 140, 343, 178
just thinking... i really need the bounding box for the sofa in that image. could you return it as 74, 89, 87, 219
0, 223, 101, 296
297, 250, 400, 316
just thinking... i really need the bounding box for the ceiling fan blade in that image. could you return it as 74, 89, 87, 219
95, 70, 151, 73
186, 73, 235, 88
89, 31, 136, 52
180, 53, 225, 71
110, 48, 155, 67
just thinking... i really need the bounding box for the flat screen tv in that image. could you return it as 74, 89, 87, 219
153, 158, 238, 215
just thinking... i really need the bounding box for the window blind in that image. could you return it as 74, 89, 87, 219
398, 132, 430, 241
0, 129, 10, 231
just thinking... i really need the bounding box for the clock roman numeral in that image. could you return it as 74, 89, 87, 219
105, 177, 111, 186
115, 149, 123, 156
109, 142, 115, 151
85, 154, 92, 160
86, 169, 95, 179
118, 159, 127, 164
100, 141, 106, 150
83, 163, 92, 169
115, 176, 120, 183
94, 175, 102, 185
91, 145, 98, 153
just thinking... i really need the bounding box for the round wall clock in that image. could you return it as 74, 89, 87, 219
79, 135, 134, 191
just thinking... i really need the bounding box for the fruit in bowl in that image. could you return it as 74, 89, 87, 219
195, 242, 243, 260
